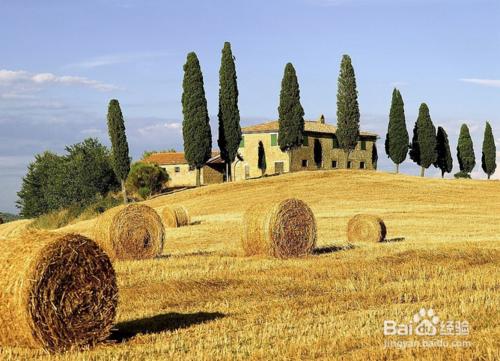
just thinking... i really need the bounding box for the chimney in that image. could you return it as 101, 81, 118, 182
319, 114, 325, 124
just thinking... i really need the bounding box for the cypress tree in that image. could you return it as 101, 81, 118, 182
336, 54, 360, 167
457, 123, 475, 176
182, 52, 212, 187
372, 142, 378, 170
217, 42, 242, 181
434, 126, 453, 178
385, 88, 409, 173
482, 121, 496, 179
409, 103, 437, 177
258, 141, 266, 177
107, 99, 130, 203
278, 63, 304, 171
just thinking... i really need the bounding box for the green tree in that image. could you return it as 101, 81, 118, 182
457, 124, 476, 176
372, 142, 378, 170
434, 126, 453, 178
385, 88, 409, 173
182, 52, 212, 186
481, 121, 497, 179
126, 162, 168, 199
409, 103, 437, 177
107, 99, 130, 203
336, 54, 360, 167
217, 42, 242, 182
258, 141, 266, 177
278, 63, 305, 171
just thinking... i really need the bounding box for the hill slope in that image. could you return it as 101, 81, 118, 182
1, 170, 499, 360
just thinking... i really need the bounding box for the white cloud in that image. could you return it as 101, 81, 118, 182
138, 122, 182, 135
459, 78, 500, 88
66, 51, 171, 69
0, 68, 120, 93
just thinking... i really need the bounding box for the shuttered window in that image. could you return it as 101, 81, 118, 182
271, 133, 278, 146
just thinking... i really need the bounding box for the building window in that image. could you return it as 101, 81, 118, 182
332, 135, 339, 149
302, 159, 308, 168
302, 136, 309, 146
360, 161, 365, 169
174, 166, 181, 173
347, 161, 352, 169
360, 140, 366, 150
239, 136, 245, 148
332, 160, 337, 168
271, 133, 278, 146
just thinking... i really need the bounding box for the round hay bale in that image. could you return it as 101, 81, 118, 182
93, 203, 165, 260
161, 205, 190, 228
241, 198, 317, 258
0, 231, 118, 352
347, 214, 386, 243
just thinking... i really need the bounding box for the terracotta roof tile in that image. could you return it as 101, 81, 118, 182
144, 151, 220, 166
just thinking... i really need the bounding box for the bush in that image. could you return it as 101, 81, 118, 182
126, 162, 168, 200
454, 171, 471, 179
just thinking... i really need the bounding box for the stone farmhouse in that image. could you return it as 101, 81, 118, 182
145, 116, 378, 187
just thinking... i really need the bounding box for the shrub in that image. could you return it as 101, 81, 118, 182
454, 171, 471, 179
126, 162, 168, 200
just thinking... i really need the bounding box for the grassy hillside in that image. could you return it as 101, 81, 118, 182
1, 170, 499, 360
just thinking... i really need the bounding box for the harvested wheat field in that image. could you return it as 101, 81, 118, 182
1, 170, 499, 360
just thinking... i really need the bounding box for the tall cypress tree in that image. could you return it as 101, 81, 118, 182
258, 141, 266, 177
409, 103, 437, 177
336, 54, 360, 167
217, 42, 241, 182
457, 123, 475, 176
182, 52, 212, 187
482, 121, 496, 179
107, 99, 130, 203
434, 126, 453, 178
278, 63, 304, 171
385, 88, 409, 173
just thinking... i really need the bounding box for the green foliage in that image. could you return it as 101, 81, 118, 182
336, 55, 360, 155
182, 52, 212, 186
0, 212, 21, 223
126, 162, 168, 200
17, 139, 118, 218
372, 142, 378, 170
107, 99, 131, 182
457, 124, 475, 174
481, 121, 496, 179
218, 42, 242, 170
409, 103, 437, 175
454, 171, 472, 179
434, 126, 453, 178
258, 141, 267, 175
278, 63, 305, 152
385, 89, 409, 171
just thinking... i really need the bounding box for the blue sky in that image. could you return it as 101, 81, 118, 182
1, 0, 499, 213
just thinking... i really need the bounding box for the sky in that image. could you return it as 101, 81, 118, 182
1, 0, 499, 213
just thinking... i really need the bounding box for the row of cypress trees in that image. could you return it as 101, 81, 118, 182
385, 90, 497, 179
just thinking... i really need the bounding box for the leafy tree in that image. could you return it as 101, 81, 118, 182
385, 89, 409, 173
182, 52, 212, 186
336, 54, 360, 167
457, 123, 475, 176
126, 162, 168, 200
434, 126, 453, 178
258, 141, 266, 177
409, 103, 437, 177
481, 121, 497, 179
107, 99, 130, 203
278, 63, 304, 171
217, 42, 242, 182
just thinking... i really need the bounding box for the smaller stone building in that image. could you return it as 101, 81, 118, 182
144, 152, 224, 187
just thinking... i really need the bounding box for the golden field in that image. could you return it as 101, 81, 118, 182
0, 170, 499, 360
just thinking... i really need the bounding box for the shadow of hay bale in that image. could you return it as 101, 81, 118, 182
190, 220, 203, 226
381, 237, 406, 243
110, 312, 225, 343
313, 243, 355, 255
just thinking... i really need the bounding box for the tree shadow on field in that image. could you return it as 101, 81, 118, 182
314, 243, 356, 255
110, 312, 225, 343
190, 220, 203, 226
382, 237, 406, 243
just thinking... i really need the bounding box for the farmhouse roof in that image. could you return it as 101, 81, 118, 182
144, 151, 222, 166
242, 118, 378, 137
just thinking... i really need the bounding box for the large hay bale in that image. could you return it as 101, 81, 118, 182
241, 198, 317, 258
93, 203, 164, 260
347, 214, 386, 243
0, 231, 118, 352
161, 205, 190, 228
